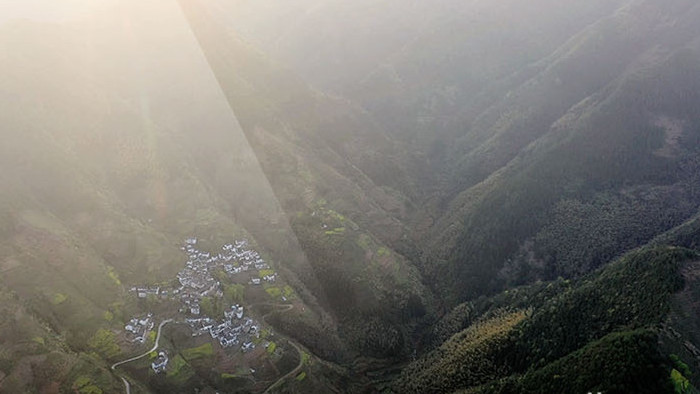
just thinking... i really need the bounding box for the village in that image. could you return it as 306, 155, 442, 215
125, 237, 279, 374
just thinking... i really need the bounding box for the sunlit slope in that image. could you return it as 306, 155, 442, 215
399, 247, 696, 394
0, 286, 122, 393
0, 1, 326, 390
180, 0, 436, 359
0, 2, 436, 390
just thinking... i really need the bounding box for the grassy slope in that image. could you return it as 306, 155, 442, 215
1, 2, 437, 391
0, 285, 122, 393
0, 3, 319, 391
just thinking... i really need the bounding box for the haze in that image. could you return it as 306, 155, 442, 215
2, 1, 700, 393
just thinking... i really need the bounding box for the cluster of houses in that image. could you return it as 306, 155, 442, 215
126, 238, 276, 361
124, 314, 154, 344
151, 351, 169, 374
186, 304, 262, 352
133, 286, 161, 299
220, 240, 273, 275
175, 238, 260, 315
261, 273, 277, 283
174, 238, 278, 307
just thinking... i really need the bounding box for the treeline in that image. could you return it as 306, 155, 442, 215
266, 307, 347, 363
522, 186, 700, 281
339, 316, 405, 359
431, 279, 572, 347
289, 210, 431, 358
394, 247, 696, 393
395, 310, 528, 393
470, 329, 673, 394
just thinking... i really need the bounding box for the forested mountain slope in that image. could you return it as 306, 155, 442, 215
195, 0, 700, 391
431, 0, 700, 300
181, 0, 439, 362
212, 0, 631, 188
4, 0, 700, 392
397, 247, 699, 393
211, 0, 700, 303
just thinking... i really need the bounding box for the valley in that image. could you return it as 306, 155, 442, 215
3, 0, 700, 393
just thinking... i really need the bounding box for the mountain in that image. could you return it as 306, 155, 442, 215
0, 2, 337, 391
4, 0, 700, 393
431, 0, 700, 300
1, 1, 433, 391
181, 0, 443, 360
397, 246, 698, 393
192, 0, 700, 391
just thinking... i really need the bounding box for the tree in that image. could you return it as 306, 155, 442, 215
87, 329, 120, 359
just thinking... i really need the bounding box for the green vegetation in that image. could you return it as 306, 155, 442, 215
324, 227, 346, 236
258, 269, 275, 278
267, 341, 277, 354
267, 307, 346, 362
326, 209, 346, 223
398, 247, 696, 393
295, 372, 307, 381
6, 1, 700, 393
474, 330, 673, 394
51, 293, 68, 305
376, 247, 390, 257
224, 283, 245, 304
106, 266, 121, 286
87, 329, 120, 359
200, 296, 226, 319
266, 287, 282, 299
282, 285, 295, 298
396, 310, 528, 393
671, 369, 691, 394
356, 234, 371, 251
73, 376, 103, 394
182, 343, 214, 360
301, 351, 311, 366
167, 355, 194, 382
671, 354, 693, 380
102, 311, 113, 322
341, 316, 405, 358
513, 247, 691, 369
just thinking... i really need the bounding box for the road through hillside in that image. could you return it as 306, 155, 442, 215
109, 305, 303, 394
254, 303, 305, 394
111, 319, 173, 394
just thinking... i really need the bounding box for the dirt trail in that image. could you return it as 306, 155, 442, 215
253, 303, 305, 394
111, 319, 173, 394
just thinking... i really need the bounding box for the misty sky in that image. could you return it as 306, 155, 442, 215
0, 1, 111, 24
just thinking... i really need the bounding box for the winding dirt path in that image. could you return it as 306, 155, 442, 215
108, 304, 303, 394
253, 303, 305, 394
111, 319, 173, 394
